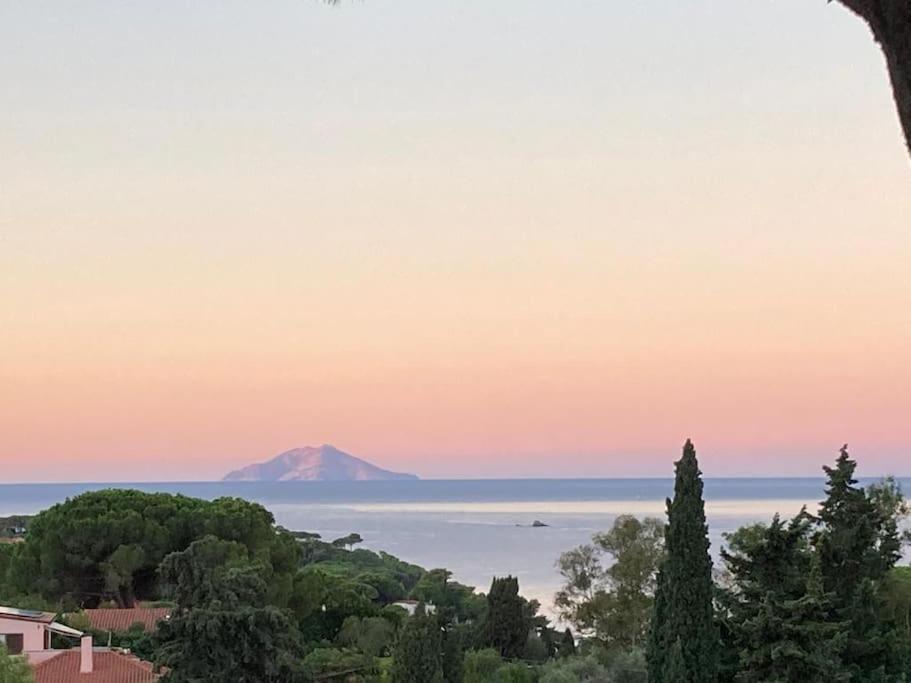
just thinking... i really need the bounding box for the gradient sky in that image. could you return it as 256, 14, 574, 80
1, 1, 909, 482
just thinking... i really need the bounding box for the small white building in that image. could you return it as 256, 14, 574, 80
391, 600, 436, 616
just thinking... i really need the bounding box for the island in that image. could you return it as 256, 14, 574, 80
222, 444, 419, 482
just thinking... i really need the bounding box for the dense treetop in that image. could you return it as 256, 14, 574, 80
7, 489, 298, 608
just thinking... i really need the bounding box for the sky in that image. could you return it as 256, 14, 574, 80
1, 1, 909, 482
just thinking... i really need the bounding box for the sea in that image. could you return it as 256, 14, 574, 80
1, 478, 908, 618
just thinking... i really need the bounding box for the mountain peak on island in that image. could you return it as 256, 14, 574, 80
222, 445, 419, 482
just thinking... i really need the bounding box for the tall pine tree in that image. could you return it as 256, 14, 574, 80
812, 445, 904, 680
647, 439, 719, 683
721, 513, 848, 682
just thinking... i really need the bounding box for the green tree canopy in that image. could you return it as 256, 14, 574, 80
0, 644, 33, 683
556, 515, 664, 648
391, 604, 444, 683
336, 615, 396, 657
721, 513, 848, 682
483, 576, 528, 660
155, 536, 305, 682
462, 648, 504, 683
812, 446, 906, 679
646, 439, 719, 683
8, 490, 298, 608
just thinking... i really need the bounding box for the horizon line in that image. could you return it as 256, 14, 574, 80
1, 474, 909, 487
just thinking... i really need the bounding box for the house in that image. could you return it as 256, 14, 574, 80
32, 639, 160, 683
0, 605, 159, 681
0, 606, 82, 658
83, 607, 172, 634
390, 600, 436, 616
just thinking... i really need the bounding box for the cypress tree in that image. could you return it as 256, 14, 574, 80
646, 439, 719, 683
559, 628, 576, 657
665, 639, 687, 682
391, 604, 444, 683
441, 625, 465, 683
484, 576, 527, 659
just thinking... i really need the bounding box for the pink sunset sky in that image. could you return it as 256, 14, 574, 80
1, 1, 909, 482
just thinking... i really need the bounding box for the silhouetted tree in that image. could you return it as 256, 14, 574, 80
646, 439, 719, 683
484, 576, 528, 659
558, 628, 576, 658
812, 446, 907, 679
721, 514, 848, 681
834, 1, 911, 157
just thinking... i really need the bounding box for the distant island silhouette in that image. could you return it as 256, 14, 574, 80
222, 444, 419, 482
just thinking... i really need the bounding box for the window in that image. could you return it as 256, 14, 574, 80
0, 633, 24, 655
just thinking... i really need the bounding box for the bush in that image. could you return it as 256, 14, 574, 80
522, 632, 549, 663
463, 649, 504, 683
495, 662, 537, 682
303, 647, 373, 679
0, 644, 33, 683
539, 653, 610, 683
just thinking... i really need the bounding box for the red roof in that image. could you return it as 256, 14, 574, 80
83, 608, 171, 634
33, 650, 160, 683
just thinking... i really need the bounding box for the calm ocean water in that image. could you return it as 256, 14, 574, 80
1, 478, 908, 616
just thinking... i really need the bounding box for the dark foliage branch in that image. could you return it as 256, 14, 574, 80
835, 0, 911, 157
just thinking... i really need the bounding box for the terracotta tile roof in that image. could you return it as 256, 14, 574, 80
33, 650, 160, 682
83, 608, 172, 633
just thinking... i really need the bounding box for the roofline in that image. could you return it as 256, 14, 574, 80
0, 612, 56, 624
47, 621, 84, 638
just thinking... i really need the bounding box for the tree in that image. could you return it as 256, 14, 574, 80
812, 445, 905, 679
721, 513, 848, 682
332, 533, 364, 550
462, 649, 503, 683
302, 648, 372, 680
868, 476, 911, 552
0, 644, 33, 683
441, 625, 466, 683
538, 653, 611, 683
410, 568, 486, 626
156, 606, 305, 682
483, 576, 528, 659
522, 631, 548, 663
8, 490, 298, 608
833, 1, 911, 157
882, 566, 911, 644
664, 639, 687, 682
554, 545, 602, 632
336, 615, 396, 657
558, 628, 576, 658
391, 604, 444, 683
556, 515, 664, 648
155, 536, 306, 682
646, 439, 719, 683
495, 662, 537, 682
